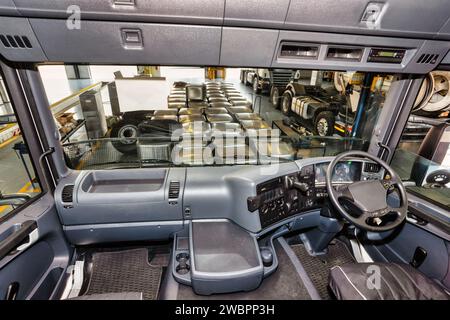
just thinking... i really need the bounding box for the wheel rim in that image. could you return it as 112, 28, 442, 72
317, 118, 329, 136
118, 125, 138, 144
272, 89, 279, 106
282, 96, 290, 114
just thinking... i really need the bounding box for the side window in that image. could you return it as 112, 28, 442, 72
0, 76, 42, 220
391, 71, 450, 210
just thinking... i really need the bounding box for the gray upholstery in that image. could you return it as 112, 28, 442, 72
69, 292, 143, 300
329, 263, 449, 300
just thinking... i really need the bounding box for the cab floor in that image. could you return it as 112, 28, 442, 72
76, 244, 170, 300
290, 240, 355, 299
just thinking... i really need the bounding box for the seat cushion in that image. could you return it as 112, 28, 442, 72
329, 263, 449, 300
69, 292, 143, 300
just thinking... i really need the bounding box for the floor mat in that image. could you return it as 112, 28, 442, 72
291, 241, 355, 300
84, 248, 164, 300
176, 241, 311, 300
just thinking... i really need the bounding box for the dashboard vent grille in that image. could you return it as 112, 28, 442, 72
61, 185, 74, 203
0, 34, 33, 49
364, 163, 381, 173
416, 53, 439, 64
168, 181, 180, 199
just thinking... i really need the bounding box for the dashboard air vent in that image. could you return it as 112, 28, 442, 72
168, 181, 180, 199
364, 163, 381, 173
0, 34, 33, 49
416, 53, 439, 65
61, 185, 74, 203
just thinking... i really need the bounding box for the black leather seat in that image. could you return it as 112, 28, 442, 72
329, 263, 449, 300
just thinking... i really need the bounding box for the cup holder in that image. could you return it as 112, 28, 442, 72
176, 263, 191, 275
176, 252, 190, 275
176, 252, 190, 262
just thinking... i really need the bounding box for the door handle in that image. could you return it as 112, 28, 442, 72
0, 220, 38, 260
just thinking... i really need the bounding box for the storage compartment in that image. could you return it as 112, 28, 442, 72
279, 42, 319, 59
81, 170, 165, 193
30, 19, 221, 65
15, 0, 225, 25
189, 220, 263, 295
326, 46, 363, 61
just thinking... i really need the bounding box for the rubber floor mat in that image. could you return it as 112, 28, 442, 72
291, 241, 355, 300
85, 248, 163, 300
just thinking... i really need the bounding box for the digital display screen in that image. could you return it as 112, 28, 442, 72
368, 48, 405, 64
314, 161, 362, 184
378, 51, 397, 57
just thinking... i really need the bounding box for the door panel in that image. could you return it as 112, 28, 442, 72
365, 221, 449, 283
0, 194, 71, 300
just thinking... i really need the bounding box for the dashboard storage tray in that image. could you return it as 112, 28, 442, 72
189, 220, 263, 295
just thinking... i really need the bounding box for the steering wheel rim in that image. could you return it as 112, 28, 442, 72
326, 150, 408, 232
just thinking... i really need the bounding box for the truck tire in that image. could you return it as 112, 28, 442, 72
281, 91, 292, 115
252, 76, 260, 93
270, 86, 281, 108
110, 120, 140, 154
314, 111, 335, 136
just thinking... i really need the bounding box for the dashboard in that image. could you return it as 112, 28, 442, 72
56, 158, 385, 245
250, 160, 384, 228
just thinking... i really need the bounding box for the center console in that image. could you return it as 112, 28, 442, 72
172, 220, 278, 295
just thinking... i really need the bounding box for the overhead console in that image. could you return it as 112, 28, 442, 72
6, 0, 450, 40
270, 31, 450, 73
0, 0, 450, 67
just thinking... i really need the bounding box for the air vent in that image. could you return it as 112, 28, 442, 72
0, 34, 33, 49
364, 163, 381, 173
416, 53, 439, 65
279, 43, 319, 59
168, 181, 180, 199
61, 185, 74, 203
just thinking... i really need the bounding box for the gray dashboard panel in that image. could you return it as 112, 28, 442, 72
55, 168, 185, 226
285, 0, 450, 39
223, 0, 290, 29
0, 0, 19, 16
183, 163, 300, 233
13, 0, 225, 25
29, 19, 221, 65
442, 50, 450, 64
0, 17, 48, 62
220, 27, 279, 67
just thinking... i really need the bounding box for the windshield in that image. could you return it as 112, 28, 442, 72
38, 66, 393, 170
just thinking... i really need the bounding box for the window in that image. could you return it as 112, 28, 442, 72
391, 70, 450, 210
0, 79, 42, 219
37, 65, 394, 170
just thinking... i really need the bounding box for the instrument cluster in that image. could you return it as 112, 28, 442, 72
248, 160, 383, 228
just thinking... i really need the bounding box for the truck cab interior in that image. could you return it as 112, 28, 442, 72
0, 0, 449, 301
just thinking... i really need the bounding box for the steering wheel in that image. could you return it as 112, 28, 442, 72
326, 151, 408, 232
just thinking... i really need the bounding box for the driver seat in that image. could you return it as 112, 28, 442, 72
329, 263, 449, 300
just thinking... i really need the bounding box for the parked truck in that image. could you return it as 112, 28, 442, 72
240, 68, 294, 107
